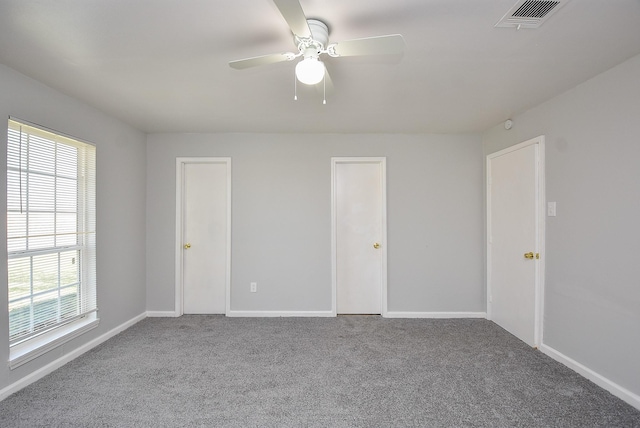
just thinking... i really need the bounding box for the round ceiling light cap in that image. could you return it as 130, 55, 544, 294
504, 119, 513, 130
295, 57, 325, 85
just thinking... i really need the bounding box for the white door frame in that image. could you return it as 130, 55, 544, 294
486, 136, 545, 347
331, 157, 388, 317
175, 157, 232, 316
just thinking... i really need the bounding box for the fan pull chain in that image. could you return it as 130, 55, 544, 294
294, 70, 298, 101
323, 74, 326, 105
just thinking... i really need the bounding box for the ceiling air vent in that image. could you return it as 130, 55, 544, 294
495, 0, 569, 29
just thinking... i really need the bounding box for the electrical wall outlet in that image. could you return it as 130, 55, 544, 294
250, 282, 257, 293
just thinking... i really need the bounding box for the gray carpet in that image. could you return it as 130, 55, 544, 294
1, 316, 639, 427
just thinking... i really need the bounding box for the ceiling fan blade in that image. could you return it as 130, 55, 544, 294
273, 0, 311, 38
330, 34, 405, 57
229, 52, 295, 70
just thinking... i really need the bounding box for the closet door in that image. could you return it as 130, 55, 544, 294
177, 158, 230, 314
333, 158, 387, 315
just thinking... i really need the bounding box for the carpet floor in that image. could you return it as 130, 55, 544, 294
0, 316, 639, 427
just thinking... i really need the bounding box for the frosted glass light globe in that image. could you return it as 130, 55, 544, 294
295, 57, 325, 85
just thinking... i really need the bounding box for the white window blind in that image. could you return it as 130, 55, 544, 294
6, 119, 97, 346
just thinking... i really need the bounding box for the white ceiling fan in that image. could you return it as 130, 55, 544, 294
229, 0, 405, 87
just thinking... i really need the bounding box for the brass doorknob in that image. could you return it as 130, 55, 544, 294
373, 243, 381, 249
184, 243, 191, 249
524, 252, 534, 259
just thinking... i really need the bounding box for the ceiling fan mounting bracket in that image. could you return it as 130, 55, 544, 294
326, 44, 339, 58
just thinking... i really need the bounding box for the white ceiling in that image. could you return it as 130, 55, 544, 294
1, 0, 639, 134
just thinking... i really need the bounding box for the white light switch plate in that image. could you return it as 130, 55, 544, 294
547, 202, 557, 217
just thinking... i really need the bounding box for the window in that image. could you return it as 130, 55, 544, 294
6, 118, 97, 367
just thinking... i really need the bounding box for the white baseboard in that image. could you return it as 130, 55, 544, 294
226, 310, 335, 317
226, 311, 488, 319
0, 312, 147, 402
385, 311, 487, 319
146, 310, 179, 317
540, 343, 640, 410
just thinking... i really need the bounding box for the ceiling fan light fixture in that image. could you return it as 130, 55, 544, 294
295, 56, 325, 85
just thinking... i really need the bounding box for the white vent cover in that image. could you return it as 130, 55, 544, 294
496, 0, 569, 29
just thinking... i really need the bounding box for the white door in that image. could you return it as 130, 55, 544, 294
332, 158, 387, 315
487, 137, 544, 347
177, 158, 230, 315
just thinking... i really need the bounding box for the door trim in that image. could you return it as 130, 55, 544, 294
175, 157, 232, 316
486, 136, 545, 347
331, 157, 388, 317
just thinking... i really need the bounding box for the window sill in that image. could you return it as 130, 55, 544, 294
9, 315, 99, 370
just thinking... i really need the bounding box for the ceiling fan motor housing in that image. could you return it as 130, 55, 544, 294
295, 19, 329, 54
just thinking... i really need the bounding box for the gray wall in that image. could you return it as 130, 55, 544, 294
483, 54, 640, 397
146, 133, 485, 313
0, 65, 147, 390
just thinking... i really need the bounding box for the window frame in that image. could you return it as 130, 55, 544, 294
6, 118, 99, 369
